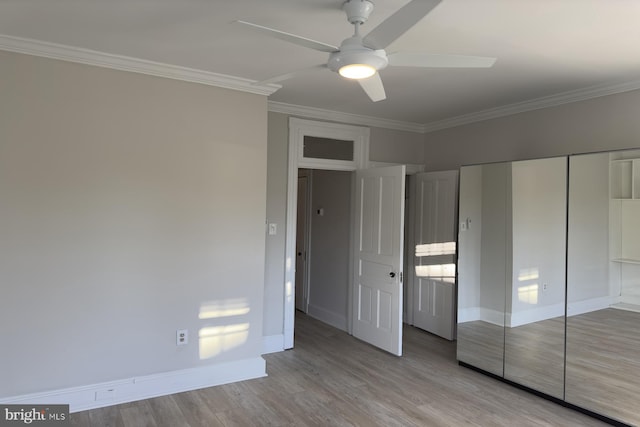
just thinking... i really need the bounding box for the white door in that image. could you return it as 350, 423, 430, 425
412, 171, 458, 340
295, 173, 310, 312
352, 165, 406, 356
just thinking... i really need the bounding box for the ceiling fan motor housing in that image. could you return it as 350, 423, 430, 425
328, 36, 389, 74
343, 0, 374, 24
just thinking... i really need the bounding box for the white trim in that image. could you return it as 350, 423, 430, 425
4, 34, 640, 132
458, 307, 481, 324
262, 334, 285, 354
567, 295, 618, 317
307, 304, 348, 332
0, 357, 266, 413
293, 118, 370, 170
423, 79, 640, 133
369, 161, 425, 175
271, 79, 640, 135
0, 34, 280, 96
5, 35, 639, 133
269, 101, 425, 134
458, 307, 504, 326
506, 303, 565, 328
284, 118, 370, 349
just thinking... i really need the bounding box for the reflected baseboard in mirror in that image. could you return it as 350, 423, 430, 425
566, 308, 640, 426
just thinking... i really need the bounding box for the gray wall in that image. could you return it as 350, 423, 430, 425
424, 89, 640, 170
263, 112, 288, 338
567, 153, 611, 305
0, 51, 268, 397
370, 127, 424, 163
307, 170, 352, 330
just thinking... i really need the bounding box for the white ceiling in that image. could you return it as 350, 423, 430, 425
3, 0, 640, 127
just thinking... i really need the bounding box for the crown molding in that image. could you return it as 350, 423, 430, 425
4, 34, 640, 133
0, 34, 281, 96
268, 101, 426, 134
423, 79, 640, 133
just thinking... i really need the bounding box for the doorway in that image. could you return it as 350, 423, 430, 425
294, 169, 353, 331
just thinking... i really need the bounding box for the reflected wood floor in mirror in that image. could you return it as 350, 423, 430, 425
566, 308, 640, 426
504, 316, 565, 399
457, 321, 505, 377
71, 313, 608, 426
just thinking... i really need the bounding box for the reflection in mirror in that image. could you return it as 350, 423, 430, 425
503, 157, 566, 399
457, 163, 508, 377
566, 150, 640, 426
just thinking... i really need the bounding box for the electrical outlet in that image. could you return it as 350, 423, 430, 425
543, 283, 548, 292
176, 329, 188, 346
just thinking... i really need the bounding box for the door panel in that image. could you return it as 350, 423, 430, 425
352, 165, 405, 356
415, 278, 455, 339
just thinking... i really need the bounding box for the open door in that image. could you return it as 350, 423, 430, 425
352, 165, 406, 356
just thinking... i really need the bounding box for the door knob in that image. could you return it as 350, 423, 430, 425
389, 272, 396, 278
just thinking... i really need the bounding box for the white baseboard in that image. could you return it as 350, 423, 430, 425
0, 357, 266, 413
262, 334, 285, 354
567, 295, 617, 317
458, 307, 504, 326
458, 307, 481, 324
459, 296, 619, 328
307, 304, 347, 331
507, 303, 565, 328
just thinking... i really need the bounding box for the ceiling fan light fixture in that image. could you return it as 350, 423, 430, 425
339, 63, 376, 79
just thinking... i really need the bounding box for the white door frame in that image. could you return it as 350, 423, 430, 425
283, 118, 370, 348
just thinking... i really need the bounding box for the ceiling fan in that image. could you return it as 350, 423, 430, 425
236, 0, 496, 102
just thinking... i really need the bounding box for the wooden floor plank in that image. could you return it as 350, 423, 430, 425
70, 312, 609, 426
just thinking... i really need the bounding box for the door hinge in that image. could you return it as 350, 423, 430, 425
400, 271, 403, 283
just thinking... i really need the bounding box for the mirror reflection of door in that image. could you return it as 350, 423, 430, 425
411, 171, 458, 341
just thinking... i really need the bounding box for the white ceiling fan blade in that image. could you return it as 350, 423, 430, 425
363, 0, 442, 50
388, 53, 497, 68
357, 73, 386, 102
235, 20, 338, 53
252, 65, 327, 86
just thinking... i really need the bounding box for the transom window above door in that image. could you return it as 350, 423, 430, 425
291, 118, 369, 170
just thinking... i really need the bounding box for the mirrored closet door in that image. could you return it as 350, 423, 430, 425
456, 157, 567, 398
458, 149, 640, 426
566, 150, 640, 426
457, 162, 509, 377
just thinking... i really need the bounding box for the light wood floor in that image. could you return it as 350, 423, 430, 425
70, 313, 608, 426
566, 308, 640, 426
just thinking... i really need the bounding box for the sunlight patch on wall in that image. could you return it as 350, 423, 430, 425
199, 323, 250, 360
518, 268, 539, 282
517, 267, 539, 304
199, 299, 250, 320
415, 242, 456, 257
518, 284, 539, 305
285, 256, 293, 304
416, 263, 456, 278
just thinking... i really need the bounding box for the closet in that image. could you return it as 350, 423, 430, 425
457, 149, 640, 426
